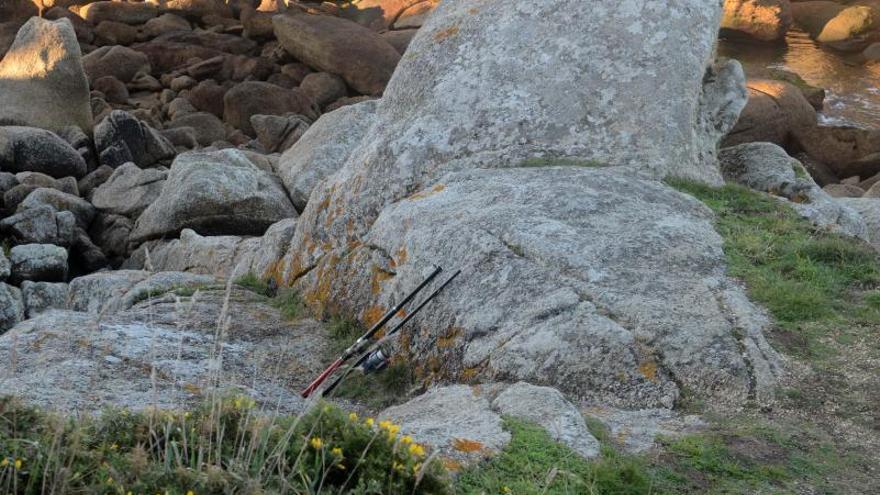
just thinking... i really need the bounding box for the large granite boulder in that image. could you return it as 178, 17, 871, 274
0, 18, 93, 134
721, 0, 793, 42
272, 13, 401, 95
20, 281, 68, 318
278, 0, 774, 408
91, 163, 167, 218
18, 188, 95, 229
0, 127, 89, 179
0, 205, 77, 246
130, 150, 298, 243
278, 100, 379, 211
8, 244, 68, 284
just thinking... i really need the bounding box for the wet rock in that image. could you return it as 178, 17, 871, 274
130, 149, 298, 243
273, 13, 401, 95
0, 283, 24, 333
0, 127, 89, 179
0, 18, 93, 134
721, 0, 793, 42
92, 163, 167, 219
277, 100, 379, 211
18, 188, 95, 229
20, 281, 68, 318
83, 45, 152, 84
94, 110, 176, 168
223, 81, 318, 136
9, 244, 68, 284
791, 1, 875, 51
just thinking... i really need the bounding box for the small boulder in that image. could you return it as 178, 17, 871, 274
823, 183, 866, 198
0, 127, 88, 179
94, 20, 139, 46
299, 72, 348, 108
92, 76, 130, 105
223, 81, 319, 136
81, 1, 159, 25
78, 165, 115, 200
0, 283, 24, 333
89, 213, 134, 265
92, 163, 168, 218
791, 1, 875, 51
0, 206, 77, 247
168, 112, 227, 146
0, 18, 93, 134
142, 13, 191, 39
272, 13, 401, 95
0, 251, 10, 281
277, 100, 379, 211
9, 244, 69, 284
187, 79, 227, 118
20, 281, 68, 318
82, 45, 152, 84
250, 113, 311, 153
130, 149, 298, 242
723, 79, 817, 147
94, 110, 177, 168
18, 188, 96, 229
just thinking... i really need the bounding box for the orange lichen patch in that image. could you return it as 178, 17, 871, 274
182, 383, 202, 395
370, 266, 395, 295
442, 458, 463, 472
460, 366, 482, 381
638, 360, 658, 382
407, 183, 447, 201
318, 194, 331, 212
363, 305, 387, 328
452, 438, 484, 453
434, 25, 460, 42
263, 258, 287, 286
436, 328, 462, 349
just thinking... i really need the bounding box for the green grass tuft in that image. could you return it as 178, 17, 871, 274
519, 157, 606, 168
233, 272, 270, 296
271, 289, 305, 321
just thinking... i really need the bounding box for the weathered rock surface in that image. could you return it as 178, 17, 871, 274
20, 281, 68, 318
584, 405, 706, 453
0, 252, 9, 282
0, 18, 93, 134
720, 142, 868, 239
130, 150, 297, 243
837, 197, 880, 250
278, 100, 379, 211
81, 1, 159, 25
0, 287, 328, 413
721, 0, 793, 41
94, 110, 177, 168
491, 382, 600, 459
0, 283, 24, 333
790, 125, 880, 180
272, 13, 401, 95
290, 168, 782, 408
0, 127, 88, 179
723, 79, 818, 148
91, 163, 167, 218
168, 112, 227, 146
251, 113, 311, 153
68, 270, 150, 314
9, 244, 68, 284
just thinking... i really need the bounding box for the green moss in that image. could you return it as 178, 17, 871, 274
271, 289, 305, 321
667, 179, 880, 358
518, 157, 605, 168
233, 272, 270, 296
0, 395, 450, 494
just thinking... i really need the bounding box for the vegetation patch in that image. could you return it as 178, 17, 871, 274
518, 157, 605, 168
233, 272, 270, 296
0, 395, 448, 494
271, 288, 306, 321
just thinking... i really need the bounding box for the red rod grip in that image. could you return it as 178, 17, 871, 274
300, 358, 343, 398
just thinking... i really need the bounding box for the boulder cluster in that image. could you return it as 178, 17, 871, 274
0, 0, 435, 332
722, 0, 880, 60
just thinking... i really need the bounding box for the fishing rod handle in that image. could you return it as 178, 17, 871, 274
300, 357, 343, 398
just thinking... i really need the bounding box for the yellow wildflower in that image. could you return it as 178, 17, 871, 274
388, 424, 400, 435
106, 477, 114, 485
379, 420, 393, 430
110, 443, 119, 450
1, 458, 8, 467
502, 486, 512, 494
309, 437, 323, 449
348, 412, 358, 422
365, 417, 374, 427
408, 443, 426, 457
331, 447, 343, 457
392, 461, 405, 472
413, 463, 422, 474
401, 435, 413, 445
14, 459, 22, 470
187, 491, 195, 495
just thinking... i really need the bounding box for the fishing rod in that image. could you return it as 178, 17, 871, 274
300, 265, 443, 398
322, 269, 462, 398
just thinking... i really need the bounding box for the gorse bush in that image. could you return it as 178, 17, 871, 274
0, 396, 449, 494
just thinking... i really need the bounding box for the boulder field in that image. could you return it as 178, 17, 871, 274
1, 0, 880, 469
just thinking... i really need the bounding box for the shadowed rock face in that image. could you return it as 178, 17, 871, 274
276, 0, 776, 409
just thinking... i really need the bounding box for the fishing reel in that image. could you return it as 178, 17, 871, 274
360, 347, 390, 374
